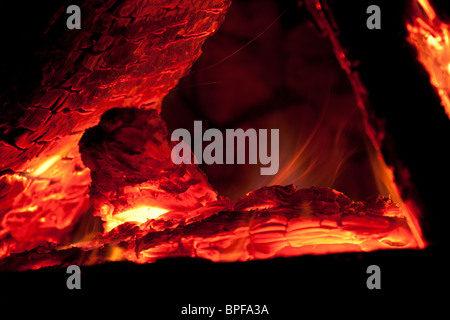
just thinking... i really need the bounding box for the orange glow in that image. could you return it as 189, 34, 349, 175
29, 155, 61, 177
104, 206, 169, 232
120, 187, 419, 265
366, 145, 425, 249
0, 136, 91, 259
0, 84, 426, 269
407, 0, 450, 118
417, 0, 436, 20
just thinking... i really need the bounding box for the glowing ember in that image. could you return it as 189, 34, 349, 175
0, 185, 421, 271
0, 140, 91, 259
0, 0, 231, 263
407, 0, 450, 118
0, 0, 429, 271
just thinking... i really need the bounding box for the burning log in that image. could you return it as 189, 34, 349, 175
128, 186, 416, 263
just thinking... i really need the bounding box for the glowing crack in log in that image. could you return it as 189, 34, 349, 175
0, 0, 427, 270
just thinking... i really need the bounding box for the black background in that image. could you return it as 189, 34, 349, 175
0, 248, 445, 318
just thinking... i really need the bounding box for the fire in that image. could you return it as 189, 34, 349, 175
106, 246, 125, 262
0, 136, 91, 259
0, 0, 432, 271
366, 146, 425, 249
98, 186, 420, 265
407, 0, 450, 118
29, 155, 61, 177
103, 206, 169, 233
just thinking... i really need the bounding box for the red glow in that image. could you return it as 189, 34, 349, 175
407, 0, 450, 119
